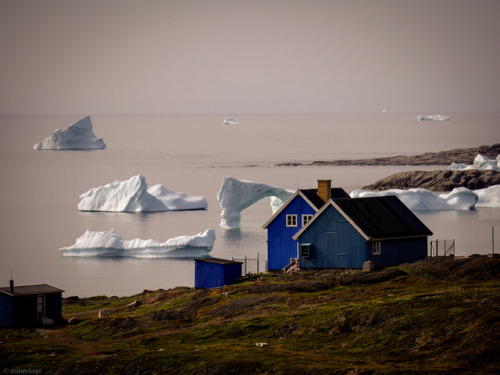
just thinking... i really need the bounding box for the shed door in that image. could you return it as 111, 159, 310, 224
37, 295, 45, 321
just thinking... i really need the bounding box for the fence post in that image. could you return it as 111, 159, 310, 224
257, 252, 260, 274
493, 226, 495, 254
244, 255, 247, 275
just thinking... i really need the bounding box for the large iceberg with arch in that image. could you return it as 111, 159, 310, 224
34, 116, 106, 150
60, 229, 215, 258
78, 175, 208, 212
217, 177, 293, 229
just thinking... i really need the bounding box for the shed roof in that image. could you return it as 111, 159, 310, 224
195, 257, 243, 265
294, 196, 432, 241
0, 284, 64, 297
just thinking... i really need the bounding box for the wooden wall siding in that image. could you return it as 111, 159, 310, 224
299, 205, 366, 269
0, 293, 14, 326
366, 237, 428, 268
267, 195, 317, 270
195, 261, 242, 288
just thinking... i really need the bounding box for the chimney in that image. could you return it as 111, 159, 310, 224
9, 279, 14, 294
317, 180, 331, 203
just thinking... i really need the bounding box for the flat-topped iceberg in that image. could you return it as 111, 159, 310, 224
60, 229, 215, 258
417, 115, 450, 121
217, 177, 293, 229
33, 116, 106, 150
350, 187, 478, 210
223, 117, 240, 125
78, 175, 208, 212
448, 154, 500, 172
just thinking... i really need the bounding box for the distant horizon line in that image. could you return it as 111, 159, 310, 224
1, 111, 499, 117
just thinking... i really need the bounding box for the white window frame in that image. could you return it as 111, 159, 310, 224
286, 214, 297, 227
302, 214, 313, 227
372, 240, 381, 255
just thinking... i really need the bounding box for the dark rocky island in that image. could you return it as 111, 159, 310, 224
275, 144, 500, 167
276, 144, 500, 191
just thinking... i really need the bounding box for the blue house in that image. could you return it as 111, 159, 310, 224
262, 180, 349, 271
195, 258, 243, 288
0, 281, 64, 327
292, 196, 433, 269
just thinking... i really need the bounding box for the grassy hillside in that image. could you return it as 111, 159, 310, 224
1, 256, 499, 374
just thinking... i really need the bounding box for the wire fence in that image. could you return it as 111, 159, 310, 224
429, 239, 455, 257
231, 253, 267, 276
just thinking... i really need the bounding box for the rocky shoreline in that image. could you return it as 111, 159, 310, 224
362, 169, 500, 191
275, 144, 500, 167
276, 144, 500, 191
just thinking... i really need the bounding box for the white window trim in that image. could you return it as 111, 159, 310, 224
286, 214, 297, 227
372, 240, 381, 255
302, 214, 313, 227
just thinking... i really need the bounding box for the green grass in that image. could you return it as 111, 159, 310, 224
1, 256, 499, 374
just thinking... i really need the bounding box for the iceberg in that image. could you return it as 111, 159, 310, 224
350, 187, 478, 211
448, 154, 500, 172
78, 175, 208, 212
475, 185, 500, 208
417, 115, 450, 121
217, 177, 293, 229
223, 117, 241, 125
60, 229, 215, 258
33, 116, 106, 150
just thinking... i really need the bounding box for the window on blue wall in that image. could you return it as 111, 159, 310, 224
372, 240, 381, 255
302, 214, 313, 226
301, 243, 311, 258
286, 214, 297, 227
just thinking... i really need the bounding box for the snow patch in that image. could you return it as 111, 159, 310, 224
34, 116, 106, 150
78, 175, 208, 212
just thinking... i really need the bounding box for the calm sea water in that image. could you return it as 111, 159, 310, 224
0, 113, 499, 297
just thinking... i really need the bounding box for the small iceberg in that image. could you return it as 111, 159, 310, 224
34, 116, 106, 150
60, 229, 215, 258
448, 154, 500, 172
417, 114, 450, 121
223, 117, 241, 125
78, 175, 208, 212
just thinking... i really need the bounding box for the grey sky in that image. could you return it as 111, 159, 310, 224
1, 0, 499, 114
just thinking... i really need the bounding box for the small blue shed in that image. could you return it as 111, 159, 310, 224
263, 180, 349, 271
293, 196, 433, 269
0, 281, 64, 327
194, 258, 243, 288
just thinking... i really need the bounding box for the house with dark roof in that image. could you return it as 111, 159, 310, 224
0, 281, 64, 326
292, 196, 433, 269
262, 180, 349, 271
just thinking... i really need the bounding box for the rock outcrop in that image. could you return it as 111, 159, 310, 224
363, 170, 500, 191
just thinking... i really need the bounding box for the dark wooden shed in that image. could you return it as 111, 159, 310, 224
0, 281, 64, 327
195, 258, 243, 288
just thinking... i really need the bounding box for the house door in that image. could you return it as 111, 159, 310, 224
37, 295, 45, 321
